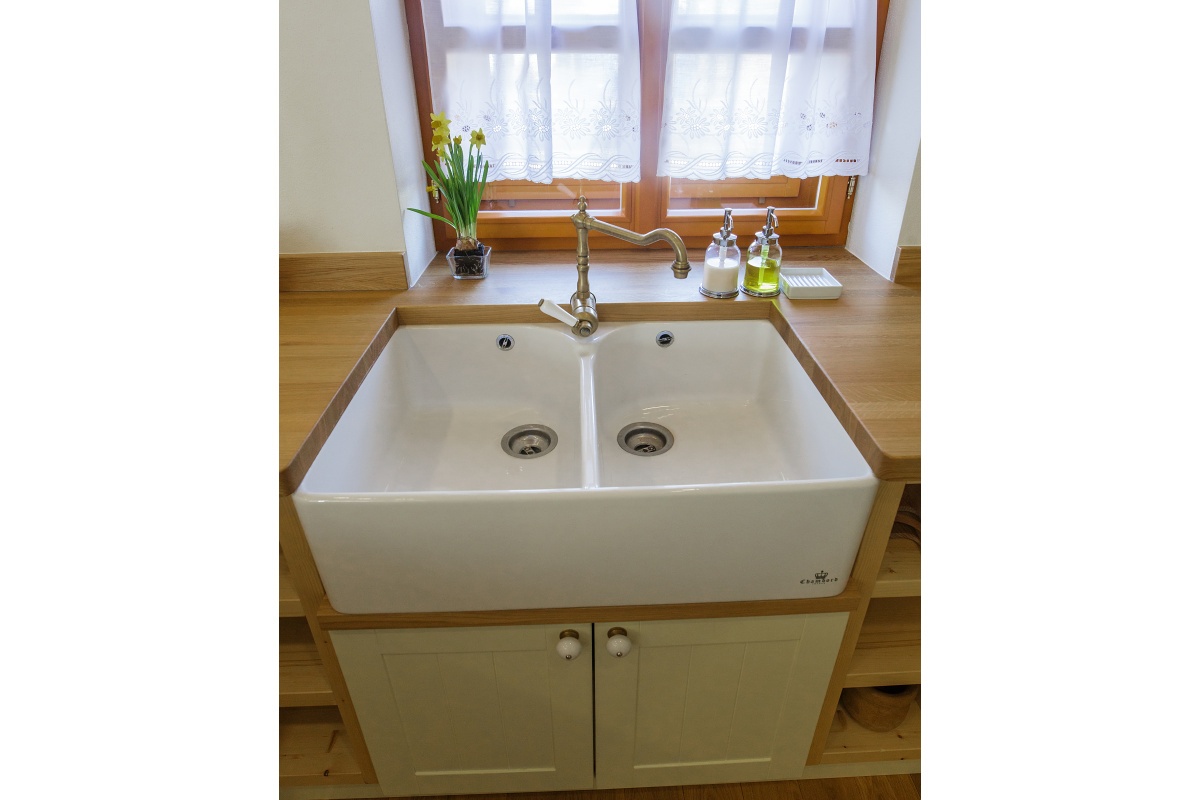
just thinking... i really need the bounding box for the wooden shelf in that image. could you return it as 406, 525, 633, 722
821, 701, 920, 764
844, 596, 920, 688
280, 550, 305, 618
872, 536, 920, 598
280, 617, 336, 708
280, 707, 366, 787
843, 645, 920, 688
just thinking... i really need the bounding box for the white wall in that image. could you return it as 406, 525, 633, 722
846, 0, 921, 278
898, 144, 921, 247
279, 0, 405, 255
369, 0, 437, 285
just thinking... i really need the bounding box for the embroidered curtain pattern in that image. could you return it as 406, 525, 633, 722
656, 0, 876, 180
421, 0, 642, 184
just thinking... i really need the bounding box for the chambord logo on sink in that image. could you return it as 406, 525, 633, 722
801, 569, 838, 585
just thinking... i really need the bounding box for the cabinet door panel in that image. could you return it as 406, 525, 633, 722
332, 624, 593, 796
595, 613, 848, 789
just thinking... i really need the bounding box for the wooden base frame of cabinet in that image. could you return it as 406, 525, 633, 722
821, 702, 921, 765
802, 759, 921, 780
280, 617, 337, 708
280, 707, 367, 787
281, 548, 305, 617
806, 480, 908, 765
280, 496, 378, 785
844, 596, 920, 688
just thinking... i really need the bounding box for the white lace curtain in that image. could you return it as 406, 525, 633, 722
657, 0, 876, 180
420, 0, 642, 184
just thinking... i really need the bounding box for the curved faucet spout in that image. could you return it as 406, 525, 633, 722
560, 196, 690, 337
574, 214, 692, 279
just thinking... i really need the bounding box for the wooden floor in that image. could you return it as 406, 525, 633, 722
379, 775, 920, 800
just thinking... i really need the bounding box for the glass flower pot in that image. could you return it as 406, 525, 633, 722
446, 244, 490, 280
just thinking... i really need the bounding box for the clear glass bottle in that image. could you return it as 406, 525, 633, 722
742, 206, 782, 297
700, 208, 740, 298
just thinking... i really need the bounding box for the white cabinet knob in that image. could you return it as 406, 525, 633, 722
606, 627, 632, 658
556, 629, 582, 661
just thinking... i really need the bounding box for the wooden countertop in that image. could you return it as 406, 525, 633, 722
279, 248, 920, 496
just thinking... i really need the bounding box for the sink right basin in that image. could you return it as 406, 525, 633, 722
591, 320, 874, 488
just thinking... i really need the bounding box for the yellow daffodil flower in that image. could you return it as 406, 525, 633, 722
407, 110, 490, 254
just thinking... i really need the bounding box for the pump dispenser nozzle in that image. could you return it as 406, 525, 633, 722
761, 207, 778, 238
719, 208, 734, 243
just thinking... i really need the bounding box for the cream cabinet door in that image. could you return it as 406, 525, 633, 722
331, 624, 594, 797
594, 612, 848, 789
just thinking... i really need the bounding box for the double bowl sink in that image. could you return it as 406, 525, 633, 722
293, 318, 879, 614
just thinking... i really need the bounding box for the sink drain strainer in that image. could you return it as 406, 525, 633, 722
501, 424, 558, 458
618, 422, 674, 456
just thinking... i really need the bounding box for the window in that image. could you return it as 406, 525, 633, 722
404, 0, 888, 251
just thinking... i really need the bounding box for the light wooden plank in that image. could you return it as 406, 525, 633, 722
280, 252, 408, 292
280, 618, 336, 707
842, 645, 921, 688
799, 760, 921, 780
872, 537, 920, 598
821, 703, 920, 765
858, 597, 920, 648
279, 707, 366, 786
280, 550, 305, 617
317, 592, 861, 631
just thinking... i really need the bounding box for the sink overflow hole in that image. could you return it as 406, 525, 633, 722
618, 423, 674, 457
501, 425, 558, 459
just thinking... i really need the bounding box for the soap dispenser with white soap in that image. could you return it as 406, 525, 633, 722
700, 208, 740, 298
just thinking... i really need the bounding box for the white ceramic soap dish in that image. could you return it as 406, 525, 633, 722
781, 268, 843, 299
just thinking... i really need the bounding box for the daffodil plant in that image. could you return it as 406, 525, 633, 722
407, 112, 490, 253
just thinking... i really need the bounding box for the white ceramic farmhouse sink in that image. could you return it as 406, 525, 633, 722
293, 319, 879, 614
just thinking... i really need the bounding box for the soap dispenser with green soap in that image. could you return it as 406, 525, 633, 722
742, 206, 782, 297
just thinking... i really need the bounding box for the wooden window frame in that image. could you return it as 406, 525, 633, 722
404, 0, 888, 251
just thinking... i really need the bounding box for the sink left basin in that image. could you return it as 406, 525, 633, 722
296, 324, 584, 493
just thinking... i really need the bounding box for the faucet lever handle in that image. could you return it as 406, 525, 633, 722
538, 298, 580, 328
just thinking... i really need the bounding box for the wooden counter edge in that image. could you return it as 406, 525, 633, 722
315, 592, 863, 630
767, 306, 920, 483
279, 309, 400, 497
